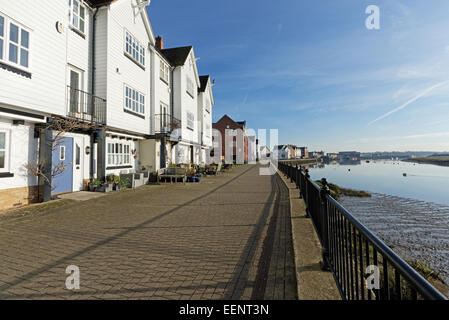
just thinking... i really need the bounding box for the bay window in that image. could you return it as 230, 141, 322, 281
107, 142, 131, 166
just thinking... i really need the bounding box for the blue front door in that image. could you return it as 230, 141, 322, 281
52, 137, 74, 195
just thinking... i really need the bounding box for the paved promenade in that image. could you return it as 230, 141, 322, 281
0, 165, 297, 300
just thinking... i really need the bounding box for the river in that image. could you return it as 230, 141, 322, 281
307, 160, 449, 295
308, 160, 449, 206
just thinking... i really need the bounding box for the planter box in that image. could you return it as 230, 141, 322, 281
120, 173, 144, 189
97, 183, 113, 193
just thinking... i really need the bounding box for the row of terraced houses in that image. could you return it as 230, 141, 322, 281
0, 0, 214, 210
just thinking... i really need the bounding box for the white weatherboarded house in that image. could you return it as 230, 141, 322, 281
197, 75, 214, 164
159, 46, 202, 165
93, 0, 155, 178
0, 0, 103, 207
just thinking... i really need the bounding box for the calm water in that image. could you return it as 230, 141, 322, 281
308, 160, 449, 291
308, 160, 449, 206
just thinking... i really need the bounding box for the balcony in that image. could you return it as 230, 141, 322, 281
153, 114, 181, 135
66, 86, 107, 125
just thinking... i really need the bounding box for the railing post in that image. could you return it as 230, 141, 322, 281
290, 164, 294, 183
91, 95, 95, 124
319, 178, 331, 271
295, 164, 299, 188
304, 168, 310, 218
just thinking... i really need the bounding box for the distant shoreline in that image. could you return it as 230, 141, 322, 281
279, 159, 317, 165
403, 157, 449, 167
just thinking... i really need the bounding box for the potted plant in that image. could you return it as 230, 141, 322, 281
89, 179, 102, 192
116, 177, 129, 191
105, 174, 119, 191
98, 174, 117, 192
186, 169, 194, 182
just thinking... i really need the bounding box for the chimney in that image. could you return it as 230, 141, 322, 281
156, 36, 164, 50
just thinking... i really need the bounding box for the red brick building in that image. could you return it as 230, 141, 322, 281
212, 115, 248, 163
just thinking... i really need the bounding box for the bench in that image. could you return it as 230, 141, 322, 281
158, 167, 187, 184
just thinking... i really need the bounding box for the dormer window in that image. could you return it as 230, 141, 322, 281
70, 0, 86, 35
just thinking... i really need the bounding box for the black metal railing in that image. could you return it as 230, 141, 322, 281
67, 86, 107, 125
153, 114, 181, 134
278, 161, 447, 300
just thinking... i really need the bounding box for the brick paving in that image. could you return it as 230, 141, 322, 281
0, 165, 297, 300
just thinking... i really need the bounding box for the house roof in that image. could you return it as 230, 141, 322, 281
236, 121, 246, 128
214, 115, 247, 130
160, 46, 193, 66
199, 75, 210, 92
86, 0, 155, 44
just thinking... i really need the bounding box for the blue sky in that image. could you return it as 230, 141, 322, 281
148, 0, 449, 152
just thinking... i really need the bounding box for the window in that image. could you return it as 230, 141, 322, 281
0, 16, 4, 61
107, 142, 131, 166
186, 111, 194, 130
60, 146, 66, 161
125, 30, 145, 67
186, 77, 195, 98
0, 14, 30, 70
160, 101, 169, 128
69, 0, 86, 34
124, 85, 145, 116
75, 144, 80, 165
160, 60, 169, 83
0, 131, 9, 172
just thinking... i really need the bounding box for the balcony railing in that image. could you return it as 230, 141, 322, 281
278, 162, 447, 301
153, 114, 181, 134
66, 86, 107, 125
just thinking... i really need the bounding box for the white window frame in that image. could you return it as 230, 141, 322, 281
0, 13, 31, 72
0, 15, 4, 62
186, 77, 195, 98
124, 29, 145, 68
186, 111, 194, 130
0, 130, 10, 173
107, 141, 131, 166
124, 84, 145, 116
69, 0, 86, 35
160, 60, 169, 83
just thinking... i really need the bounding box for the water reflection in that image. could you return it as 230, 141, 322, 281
306, 160, 449, 206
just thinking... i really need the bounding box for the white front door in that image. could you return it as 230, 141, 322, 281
72, 137, 84, 192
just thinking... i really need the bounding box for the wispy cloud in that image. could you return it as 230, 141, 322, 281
368, 80, 449, 125
350, 131, 449, 144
